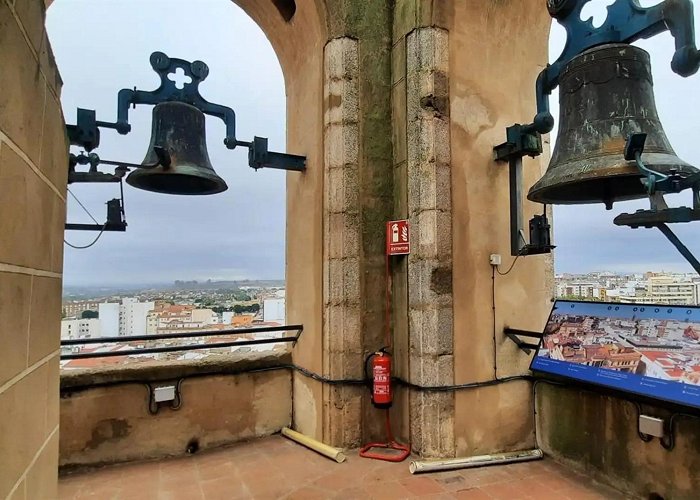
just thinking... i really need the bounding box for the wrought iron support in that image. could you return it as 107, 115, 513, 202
65, 198, 127, 232
504, 327, 543, 354
614, 134, 700, 275
494, 124, 554, 256
66, 51, 306, 172
657, 224, 700, 275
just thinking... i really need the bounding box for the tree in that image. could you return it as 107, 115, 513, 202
81, 310, 98, 319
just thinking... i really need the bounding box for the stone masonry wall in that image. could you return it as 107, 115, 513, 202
0, 0, 67, 499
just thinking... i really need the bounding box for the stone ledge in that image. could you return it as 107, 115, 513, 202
60, 351, 293, 391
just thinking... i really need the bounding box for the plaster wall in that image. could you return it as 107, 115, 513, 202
0, 1, 66, 499
448, 0, 553, 456
60, 369, 292, 470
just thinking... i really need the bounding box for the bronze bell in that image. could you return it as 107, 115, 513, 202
126, 101, 228, 195
528, 43, 697, 208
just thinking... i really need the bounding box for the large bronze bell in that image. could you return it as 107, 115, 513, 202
126, 101, 228, 195
528, 43, 697, 208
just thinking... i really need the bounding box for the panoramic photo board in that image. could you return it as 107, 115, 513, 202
530, 300, 700, 410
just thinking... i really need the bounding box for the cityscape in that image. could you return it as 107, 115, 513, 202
555, 271, 700, 305
61, 270, 700, 370
61, 281, 288, 369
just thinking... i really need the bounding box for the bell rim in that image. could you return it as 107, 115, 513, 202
126, 168, 228, 196
528, 153, 697, 205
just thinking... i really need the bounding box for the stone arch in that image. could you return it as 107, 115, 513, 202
41, 0, 331, 440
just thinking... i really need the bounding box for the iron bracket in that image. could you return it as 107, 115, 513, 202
614, 134, 700, 274
247, 136, 306, 172
65, 198, 127, 232
529, 0, 700, 134
494, 125, 555, 256
504, 328, 543, 354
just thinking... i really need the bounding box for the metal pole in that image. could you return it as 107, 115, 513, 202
61, 336, 296, 360
656, 224, 700, 275
61, 324, 303, 345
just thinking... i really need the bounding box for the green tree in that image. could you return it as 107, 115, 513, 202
81, 310, 98, 319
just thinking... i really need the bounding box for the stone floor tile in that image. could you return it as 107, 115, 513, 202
452, 487, 492, 500
399, 476, 446, 496
57, 435, 630, 500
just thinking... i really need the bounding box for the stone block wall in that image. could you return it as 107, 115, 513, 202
0, 1, 67, 499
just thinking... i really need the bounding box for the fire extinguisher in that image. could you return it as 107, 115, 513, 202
366, 349, 392, 409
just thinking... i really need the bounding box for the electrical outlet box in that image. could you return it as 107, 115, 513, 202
489, 254, 502, 266
154, 385, 176, 403
639, 415, 665, 438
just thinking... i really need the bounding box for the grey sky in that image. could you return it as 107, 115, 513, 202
49, 1, 699, 286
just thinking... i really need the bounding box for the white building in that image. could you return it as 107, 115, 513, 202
99, 302, 120, 337
263, 298, 285, 323
222, 311, 235, 325
99, 298, 154, 337
60, 318, 101, 340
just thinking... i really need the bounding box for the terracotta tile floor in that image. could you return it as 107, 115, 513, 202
58, 435, 628, 500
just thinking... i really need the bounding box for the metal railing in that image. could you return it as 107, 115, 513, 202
60, 324, 303, 360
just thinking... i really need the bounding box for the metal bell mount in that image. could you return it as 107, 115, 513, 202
494, 0, 699, 264
66, 51, 306, 197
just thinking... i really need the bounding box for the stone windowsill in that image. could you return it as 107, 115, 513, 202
60, 350, 293, 391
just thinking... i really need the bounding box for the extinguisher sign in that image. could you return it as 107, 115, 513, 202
386, 220, 410, 256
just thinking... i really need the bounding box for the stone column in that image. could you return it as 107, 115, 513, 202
321, 37, 364, 447
406, 27, 455, 458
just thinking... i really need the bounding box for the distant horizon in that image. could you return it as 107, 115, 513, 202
61, 268, 700, 291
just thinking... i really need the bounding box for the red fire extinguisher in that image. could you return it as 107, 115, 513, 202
360, 348, 409, 462
368, 350, 392, 409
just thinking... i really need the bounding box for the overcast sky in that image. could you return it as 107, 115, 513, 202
48, 0, 699, 287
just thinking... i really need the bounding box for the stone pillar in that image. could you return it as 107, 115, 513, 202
405, 27, 455, 457
321, 37, 364, 447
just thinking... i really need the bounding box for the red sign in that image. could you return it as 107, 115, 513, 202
386, 220, 410, 256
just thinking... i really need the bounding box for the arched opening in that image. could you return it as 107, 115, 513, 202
47, 0, 327, 442
49, 0, 289, 357
547, 0, 700, 281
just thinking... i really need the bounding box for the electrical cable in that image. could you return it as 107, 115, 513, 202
397, 374, 532, 392
491, 265, 498, 379
64, 224, 107, 249
496, 230, 528, 276
61, 362, 533, 393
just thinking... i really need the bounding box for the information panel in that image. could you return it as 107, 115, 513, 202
530, 300, 700, 410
